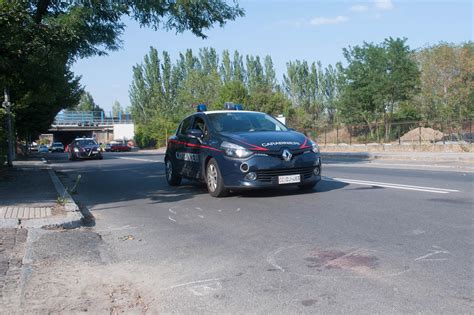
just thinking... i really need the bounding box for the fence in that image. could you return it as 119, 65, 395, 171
298, 120, 473, 146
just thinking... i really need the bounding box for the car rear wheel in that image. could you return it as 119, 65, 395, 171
165, 159, 182, 186
206, 158, 228, 197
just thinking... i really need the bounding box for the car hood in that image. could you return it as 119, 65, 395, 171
221, 131, 311, 151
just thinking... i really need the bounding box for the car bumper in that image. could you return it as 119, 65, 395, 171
218, 152, 322, 189
75, 151, 102, 159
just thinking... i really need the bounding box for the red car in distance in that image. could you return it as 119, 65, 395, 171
106, 141, 131, 152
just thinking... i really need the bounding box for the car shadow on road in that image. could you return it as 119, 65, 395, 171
236, 178, 348, 198
53, 160, 205, 210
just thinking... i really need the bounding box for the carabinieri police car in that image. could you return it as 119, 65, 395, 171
165, 104, 322, 197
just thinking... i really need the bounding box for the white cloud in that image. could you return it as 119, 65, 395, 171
310, 16, 349, 26
350, 4, 369, 12
373, 0, 394, 11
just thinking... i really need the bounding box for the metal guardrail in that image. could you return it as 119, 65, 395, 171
53, 111, 133, 126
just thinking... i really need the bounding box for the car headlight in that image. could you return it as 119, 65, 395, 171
309, 140, 320, 153
73, 147, 79, 152
221, 141, 253, 158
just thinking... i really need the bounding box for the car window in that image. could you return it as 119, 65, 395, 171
76, 140, 97, 146
178, 116, 193, 136
207, 112, 288, 133
192, 116, 208, 137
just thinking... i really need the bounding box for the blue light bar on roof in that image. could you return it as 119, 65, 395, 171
197, 104, 207, 112
224, 102, 244, 110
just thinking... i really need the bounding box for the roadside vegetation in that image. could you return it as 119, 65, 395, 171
130, 40, 473, 147
0, 0, 244, 165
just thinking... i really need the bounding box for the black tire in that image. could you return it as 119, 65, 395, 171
298, 182, 317, 190
206, 158, 228, 197
165, 158, 182, 186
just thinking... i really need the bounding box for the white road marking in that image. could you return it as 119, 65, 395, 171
118, 157, 159, 163
414, 247, 450, 261
266, 247, 286, 272
168, 208, 177, 215
325, 177, 459, 194
168, 216, 176, 223
169, 278, 222, 289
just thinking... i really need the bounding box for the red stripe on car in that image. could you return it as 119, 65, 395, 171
168, 140, 221, 152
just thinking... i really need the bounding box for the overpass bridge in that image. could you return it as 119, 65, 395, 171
45, 111, 134, 145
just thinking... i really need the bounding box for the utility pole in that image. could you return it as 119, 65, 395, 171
2, 88, 13, 167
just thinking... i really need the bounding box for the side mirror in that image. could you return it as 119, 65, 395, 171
187, 129, 204, 139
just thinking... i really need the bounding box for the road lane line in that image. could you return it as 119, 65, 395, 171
117, 157, 159, 163
325, 177, 459, 194
333, 177, 460, 192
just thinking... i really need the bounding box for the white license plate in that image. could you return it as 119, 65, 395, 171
278, 174, 301, 184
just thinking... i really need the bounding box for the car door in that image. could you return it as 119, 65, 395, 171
186, 115, 209, 179
175, 116, 194, 177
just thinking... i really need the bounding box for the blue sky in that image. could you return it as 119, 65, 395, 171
72, 0, 473, 112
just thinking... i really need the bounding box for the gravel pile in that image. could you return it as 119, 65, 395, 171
400, 127, 444, 142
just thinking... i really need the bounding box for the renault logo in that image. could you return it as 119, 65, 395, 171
282, 149, 292, 161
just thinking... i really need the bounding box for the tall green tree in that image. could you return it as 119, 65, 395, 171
76, 92, 102, 112
112, 101, 123, 117
413, 42, 473, 122
340, 38, 420, 140
1, 0, 244, 146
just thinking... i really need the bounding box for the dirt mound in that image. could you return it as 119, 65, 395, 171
400, 127, 444, 142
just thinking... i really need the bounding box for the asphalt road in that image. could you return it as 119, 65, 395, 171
44, 151, 473, 313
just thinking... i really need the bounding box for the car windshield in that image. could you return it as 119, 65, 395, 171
207, 112, 288, 133
52, 143, 62, 146
77, 140, 97, 146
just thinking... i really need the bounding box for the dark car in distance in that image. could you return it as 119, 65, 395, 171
165, 104, 322, 197
50, 142, 65, 152
68, 138, 103, 160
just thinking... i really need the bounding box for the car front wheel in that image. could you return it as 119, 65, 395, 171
206, 158, 228, 197
165, 159, 182, 186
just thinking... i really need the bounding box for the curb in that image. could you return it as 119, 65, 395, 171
320, 152, 474, 163
30, 169, 84, 229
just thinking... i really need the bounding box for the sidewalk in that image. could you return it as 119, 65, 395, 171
0, 159, 83, 228
0, 158, 84, 311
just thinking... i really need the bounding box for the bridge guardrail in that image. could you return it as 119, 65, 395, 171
53, 111, 133, 126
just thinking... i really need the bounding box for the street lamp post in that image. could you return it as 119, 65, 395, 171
2, 88, 13, 167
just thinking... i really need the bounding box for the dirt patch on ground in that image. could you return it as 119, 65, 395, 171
400, 127, 444, 142
22, 264, 153, 313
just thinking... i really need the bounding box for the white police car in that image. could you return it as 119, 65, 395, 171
165, 104, 321, 197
